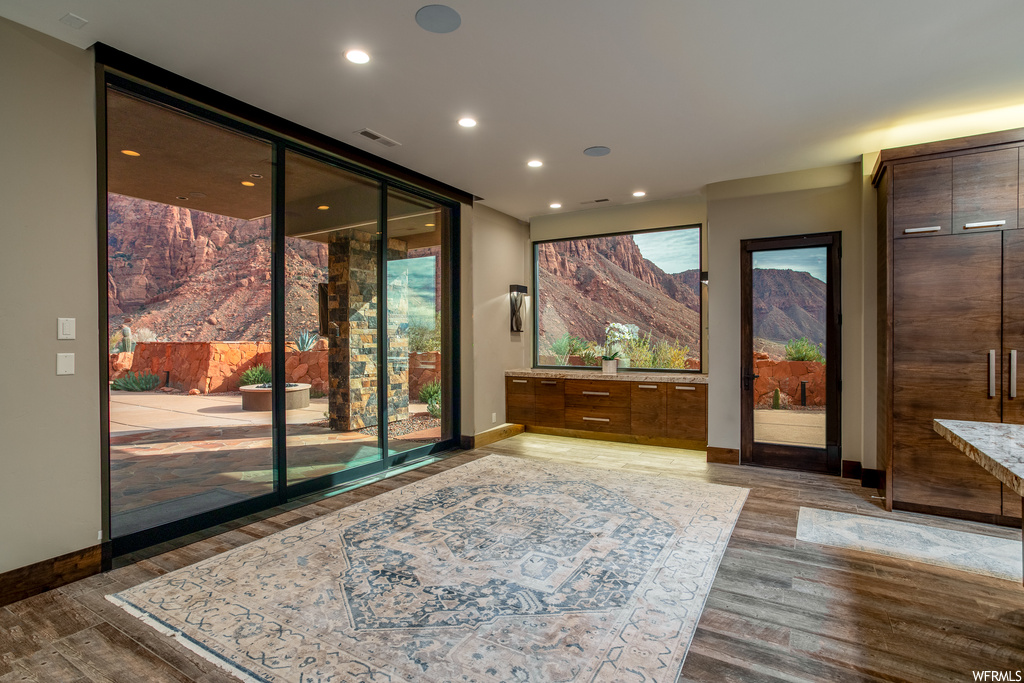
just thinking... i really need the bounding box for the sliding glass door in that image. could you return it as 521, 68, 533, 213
103, 81, 459, 555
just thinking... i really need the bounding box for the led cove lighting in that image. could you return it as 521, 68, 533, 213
550, 203, 562, 209
345, 49, 370, 64
120, 150, 140, 157
241, 181, 255, 187
632, 191, 646, 197
527, 160, 543, 168
317, 205, 330, 210
458, 117, 477, 127
425, 223, 436, 227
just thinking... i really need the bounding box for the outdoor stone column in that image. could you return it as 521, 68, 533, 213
327, 231, 409, 431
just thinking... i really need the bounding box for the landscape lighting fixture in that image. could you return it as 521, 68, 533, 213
510, 285, 529, 332
345, 49, 370, 64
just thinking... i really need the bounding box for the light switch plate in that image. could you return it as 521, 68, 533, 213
57, 353, 75, 375
57, 317, 76, 340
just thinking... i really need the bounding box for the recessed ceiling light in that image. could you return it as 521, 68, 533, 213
458, 117, 477, 128
415, 4, 462, 33
241, 181, 255, 187
632, 191, 646, 197
317, 205, 330, 210
120, 149, 140, 157
249, 173, 263, 179
583, 146, 611, 157
527, 160, 543, 168
345, 49, 370, 64
550, 203, 562, 209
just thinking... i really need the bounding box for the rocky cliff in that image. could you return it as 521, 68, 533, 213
752, 268, 827, 349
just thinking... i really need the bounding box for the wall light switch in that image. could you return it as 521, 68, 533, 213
57, 317, 76, 340
57, 353, 75, 375
492, 412, 497, 424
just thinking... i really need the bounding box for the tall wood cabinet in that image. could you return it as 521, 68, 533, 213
875, 129, 1024, 523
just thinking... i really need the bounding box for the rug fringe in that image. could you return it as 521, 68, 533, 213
106, 594, 264, 683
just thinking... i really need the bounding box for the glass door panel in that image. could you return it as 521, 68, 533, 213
105, 88, 276, 537
284, 151, 383, 482
385, 188, 452, 454
751, 247, 828, 449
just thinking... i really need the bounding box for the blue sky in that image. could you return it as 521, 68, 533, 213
390, 256, 437, 325
752, 247, 827, 282
632, 228, 700, 274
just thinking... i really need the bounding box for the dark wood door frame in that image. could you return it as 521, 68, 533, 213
740, 232, 842, 474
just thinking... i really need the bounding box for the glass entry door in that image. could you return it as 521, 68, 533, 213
740, 233, 841, 474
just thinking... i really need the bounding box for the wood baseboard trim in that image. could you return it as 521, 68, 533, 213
0, 545, 102, 607
524, 426, 706, 451
461, 423, 525, 450
893, 500, 1020, 528
707, 447, 740, 464
841, 460, 863, 480
860, 468, 885, 490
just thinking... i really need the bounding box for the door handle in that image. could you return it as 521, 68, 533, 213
1011, 350, 1017, 399
988, 349, 996, 398
742, 372, 760, 391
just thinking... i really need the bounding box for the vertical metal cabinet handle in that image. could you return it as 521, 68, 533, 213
1011, 350, 1018, 399
989, 350, 996, 398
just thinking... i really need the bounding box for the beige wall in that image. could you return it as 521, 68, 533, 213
460, 204, 532, 437
0, 18, 101, 573
530, 195, 706, 242
705, 163, 872, 465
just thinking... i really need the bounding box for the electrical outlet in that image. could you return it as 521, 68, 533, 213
97, 530, 103, 541
492, 412, 497, 424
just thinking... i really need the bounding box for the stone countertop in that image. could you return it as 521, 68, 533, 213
933, 419, 1024, 497
505, 368, 708, 384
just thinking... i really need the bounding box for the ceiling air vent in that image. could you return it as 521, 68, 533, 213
580, 198, 611, 205
355, 128, 402, 148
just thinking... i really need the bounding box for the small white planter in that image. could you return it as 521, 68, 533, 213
602, 359, 618, 375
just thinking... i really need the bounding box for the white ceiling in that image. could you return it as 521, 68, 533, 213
4, 0, 1024, 220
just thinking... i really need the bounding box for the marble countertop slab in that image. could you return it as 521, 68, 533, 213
505, 368, 708, 384
933, 419, 1024, 497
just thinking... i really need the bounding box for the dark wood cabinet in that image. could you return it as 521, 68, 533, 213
505, 374, 706, 444
893, 158, 951, 239
876, 128, 1024, 524
952, 148, 1018, 234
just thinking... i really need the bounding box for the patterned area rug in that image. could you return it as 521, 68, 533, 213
109, 455, 748, 682
797, 507, 1022, 581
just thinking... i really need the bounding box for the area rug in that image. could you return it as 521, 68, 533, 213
796, 507, 1022, 581
108, 455, 748, 682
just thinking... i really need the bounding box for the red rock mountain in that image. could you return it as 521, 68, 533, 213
107, 194, 326, 342
536, 235, 700, 351
752, 268, 827, 348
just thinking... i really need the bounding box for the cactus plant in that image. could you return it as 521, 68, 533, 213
295, 330, 319, 351
772, 388, 781, 410
241, 364, 272, 386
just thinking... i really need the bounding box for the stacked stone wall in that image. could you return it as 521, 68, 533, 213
753, 353, 826, 407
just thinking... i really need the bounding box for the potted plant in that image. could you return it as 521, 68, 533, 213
602, 350, 620, 374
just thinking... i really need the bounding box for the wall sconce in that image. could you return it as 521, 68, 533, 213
510, 284, 528, 332
700, 271, 709, 285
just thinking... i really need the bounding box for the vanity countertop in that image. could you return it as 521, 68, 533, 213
933, 419, 1024, 497
505, 368, 708, 384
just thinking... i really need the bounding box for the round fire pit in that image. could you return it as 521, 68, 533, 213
239, 383, 311, 411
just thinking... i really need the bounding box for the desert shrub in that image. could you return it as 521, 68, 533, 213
785, 337, 825, 363
550, 333, 588, 365
580, 343, 602, 367
294, 330, 319, 351
427, 394, 442, 418
240, 364, 272, 386
112, 371, 160, 391
419, 378, 441, 405
620, 333, 690, 369
133, 327, 158, 343
109, 331, 124, 353
409, 313, 442, 353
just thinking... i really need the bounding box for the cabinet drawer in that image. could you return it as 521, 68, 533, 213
505, 392, 534, 424
893, 158, 951, 239
952, 148, 1018, 234
631, 383, 667, 437
565, 406, 631, 433
506, 376, 534, 395
667, 383, 707, 441
535, 378, 564, 396
565, 379, 630, 407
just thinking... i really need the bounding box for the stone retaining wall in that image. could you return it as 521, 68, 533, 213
753, 353, 825, 407
409, 351, 441, 399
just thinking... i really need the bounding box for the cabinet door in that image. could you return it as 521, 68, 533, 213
1003, 485, 1023, 519
505, 377, 534, 424
893, 158, 951, 239
534, 379, 565, 428
952, 148, 1019, 234
631, 383, 666, 437
1005, 230, 1024, 425
892, 233, 1003, 515
667, 384, 707, 442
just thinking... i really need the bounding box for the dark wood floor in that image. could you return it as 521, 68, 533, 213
2, 433, 1021, 682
